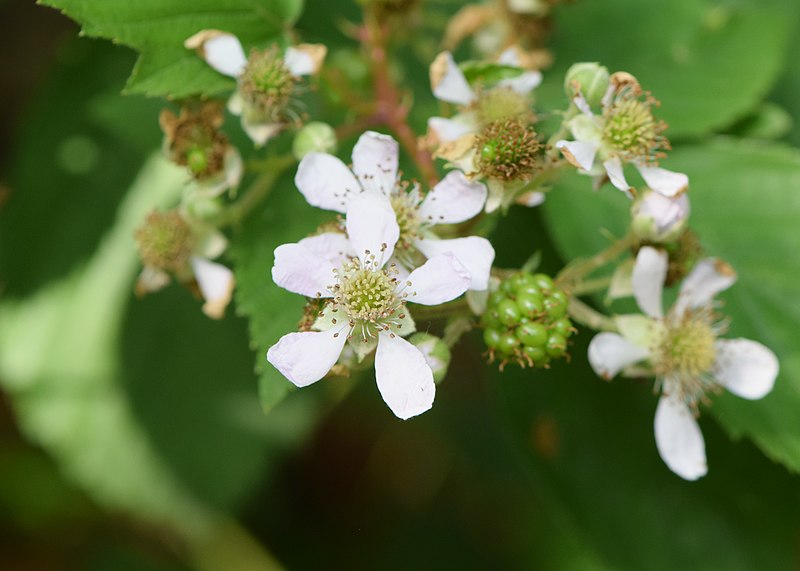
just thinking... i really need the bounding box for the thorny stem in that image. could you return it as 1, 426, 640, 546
218, 154, 296, 227
362, 11, 439, 187
568, 297, 618, 332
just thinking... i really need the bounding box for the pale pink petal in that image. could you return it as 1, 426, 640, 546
375, 332, 435, 419
297, 232, 355, 268
295, 152, 361, 213
637, 164, 689, 198
556, 140, 598, 171
428, 117, 476, 143
415, 237, 494, 291
272, 243, 335, 298
587, 332, 650, 380
351, 131, 399, 195
345, 192, 400, 266
498, 70, 542, 95
418, 171, 487, 224
632, 246, 668, 318
714, 339, 778, 400
654, 391, 707, 481
185, 31, 247, 78
603, 157, 633, 197
430, 51, 476, 105
402, 253, 470, 305
675, 258, 737, 314
267, 329, 348, 387
190, 257, 235, 319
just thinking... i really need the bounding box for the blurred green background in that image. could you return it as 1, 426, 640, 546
1, 0, 800, 569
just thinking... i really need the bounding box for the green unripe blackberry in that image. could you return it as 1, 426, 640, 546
497, 299, 522, 326
484, 327, 502, 349
516, 322, 548, 347
516, 292, 544, 314
522, 345, 547, 365
546, 333, 568, 358
497, 332, 520, 355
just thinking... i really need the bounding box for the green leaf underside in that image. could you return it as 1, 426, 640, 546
542, 138, 800, 472
539, 0, 796, 138
38, 0, 304, 98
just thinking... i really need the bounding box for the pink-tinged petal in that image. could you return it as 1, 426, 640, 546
298, 232, 354, 268
430, 51, 476, 105
267, 329, 348, 388
295, 152, 361, 213
603, 157, 634, 197
588, 332, 650, 380
419, 171, 487, 224
190, 257, 235, 319
345, 192, 400, 266
185, 30, 247, 78
272, 243, 335, 298
498, 71, 542, 95
556, 140, 598, 171
637, 164, 689, 198
352, 131, 399, 195
714, 339, 778, 400
675, 258, 737, 314
283, 44, 326, 76
428, 117, 476, 143
632, 246, 668, 318
416, 237, 494, 291
375, 332, 435, 419
402, 253, 470, 305
654, 392, 707, 481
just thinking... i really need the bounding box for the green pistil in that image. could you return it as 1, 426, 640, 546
475, 118, 541, 181
239, 46, 295, 119
135, 210, 195, 273
602, 96, 667, 162
332, 259, 405, 339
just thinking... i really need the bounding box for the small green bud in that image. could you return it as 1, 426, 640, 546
564, 62, 609, 108
408, 333, 452, 384
293, 121, 338, 160
631, 189, 690, 244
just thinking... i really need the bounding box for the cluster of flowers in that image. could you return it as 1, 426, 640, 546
131, 27, 779, 481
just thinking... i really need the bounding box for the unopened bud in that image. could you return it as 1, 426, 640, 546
564, 62, 609, 108
292, 122, 338, 160
408, 333, 451, 383
631, 189, 690, 243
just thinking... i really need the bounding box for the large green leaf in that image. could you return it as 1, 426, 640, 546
38, 0, 304, 98
538, 0, 795, 138
541, 138, 800, 472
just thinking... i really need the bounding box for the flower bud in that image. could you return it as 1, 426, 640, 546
408, 333, 451, 383
631, 189, 690, 243
292, 121, 338, 160
564, 62, 609, 108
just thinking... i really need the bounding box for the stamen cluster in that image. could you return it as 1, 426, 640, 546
602, 84, 668, 164
239, 46, 296, 121
159, 103, 228, 179
134, 210, 195, 273
475, 118, 542, 181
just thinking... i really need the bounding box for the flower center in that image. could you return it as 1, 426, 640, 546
389, 189, 422, 251
602, 95, 667, 162
135, 210, 195, 273
475, 118, 541, 181
239, 46, 295, 120
474, 87, 532, 126
159, 103, 228, 179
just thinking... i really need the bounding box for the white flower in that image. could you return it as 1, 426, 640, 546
295, 131, 496, 291
556, 73, 688, 198
630, 188, 690, 243
267, 193, 472, 419
587, 246, 779, 480
185, 30, 326, 146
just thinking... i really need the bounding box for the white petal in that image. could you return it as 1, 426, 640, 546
295, 152, 361, 213
632, 246, 668, 318
283, 44, 326, 76
654, 392, 707, 481
419, 171, 487, 224
271, 243, 335, 298
675, 258, 737, 314
556, 140, 598, 171
190, 257, 235, 319
516, 191, 546, 207
603, 157, 633, 197
241, 120, 283, 147
351, 131, 399, 195
714, 339, 778, 400
136, 266, 170, 296
298, 232, 355, 268
498, 70, 542, 95
416, 237, 494, 291
345, 192, 400, 266
587, 332, 650, 380
402, 253, 471, 305
430, 51, 476, 105
185, 30, 247, 78
428, 116, 476, 143
573, 94, 593, 116
267, 329, 348, 388
194, 229, 228, 260
375, 332, 435, 419
637, 164, 689, 198
496, 46, 521, 66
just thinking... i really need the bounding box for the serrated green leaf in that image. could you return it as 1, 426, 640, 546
541, 138, 800, 472
38, 0, 304, 98
537, 0, 796, 137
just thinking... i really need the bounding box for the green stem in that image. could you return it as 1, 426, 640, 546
556, 233, 635, 288
410, 298, 471, 321
568, 297, 617, 332
570, 275, 613, 296
219, 154, 296, 227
